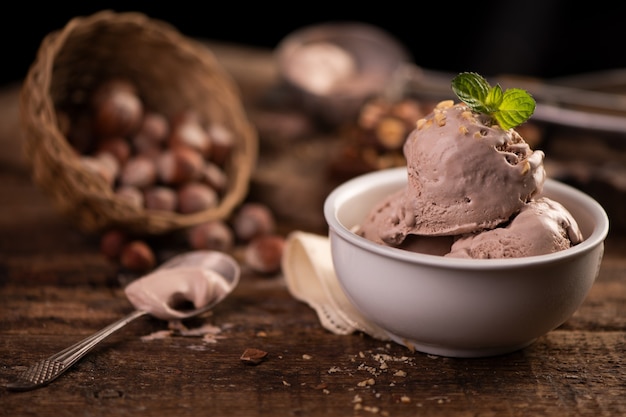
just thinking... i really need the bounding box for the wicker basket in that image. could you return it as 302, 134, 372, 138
20, 10, 258, 235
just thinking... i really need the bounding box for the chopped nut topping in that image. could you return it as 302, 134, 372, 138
436, 99, 454, 109
521, 161, 531, 175
461, 110, 474, 121
458, 125, 469, 135
434, 112, 447, 127
416, 118, 427, 130
357, 378, 376, 387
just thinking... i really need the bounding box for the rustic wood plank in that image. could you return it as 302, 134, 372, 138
1, 40, 626, 417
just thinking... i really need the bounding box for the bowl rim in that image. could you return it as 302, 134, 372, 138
324, 167, 609, 269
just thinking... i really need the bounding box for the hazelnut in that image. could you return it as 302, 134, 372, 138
95, 136, 132, 166
144, 186, 178, 212
132, 112, 170, 157
375, 116, 407, 151
120, 155, 157, 188
120, 240, 156, 272
80, 153, 119, 186
132, 134, 163, 159
137, 111, 170, 143
177, 182, 219, 214
391, 98, 424, 125
207, 123, 234, 166
358, 97, 389, 129
202, 161, 228, 194
115, 185, 144, 209
187, 221, 234, 252
157, 147, 204, 185
99, 229, 128, 261
232, 203, 276, 242
244, 234, 285, 275
168, 111, 211, 156
91, 78, 143, 138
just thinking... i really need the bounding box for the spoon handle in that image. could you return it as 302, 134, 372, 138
6, 309, 148, 392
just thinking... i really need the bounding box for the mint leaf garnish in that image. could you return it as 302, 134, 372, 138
451, 72, 535, 130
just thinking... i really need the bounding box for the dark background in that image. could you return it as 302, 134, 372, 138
2, 2, 624, 86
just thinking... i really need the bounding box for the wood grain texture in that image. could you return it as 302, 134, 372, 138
1, 42, 625, 417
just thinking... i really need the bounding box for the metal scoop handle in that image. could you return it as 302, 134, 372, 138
5, 310, 149, 392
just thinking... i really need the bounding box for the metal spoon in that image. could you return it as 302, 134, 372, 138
5, 250, 240, 392
275, 22, 626, 135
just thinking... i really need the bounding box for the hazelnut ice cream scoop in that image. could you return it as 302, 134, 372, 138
445, 197, 583, 259
360, 100, 546, 246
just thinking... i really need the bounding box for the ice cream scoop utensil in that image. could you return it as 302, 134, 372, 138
6, 250, 240, 392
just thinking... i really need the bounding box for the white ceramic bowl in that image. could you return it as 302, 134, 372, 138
324, 167, 609, 358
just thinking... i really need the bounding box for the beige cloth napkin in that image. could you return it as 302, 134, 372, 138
282, 230, 390, 340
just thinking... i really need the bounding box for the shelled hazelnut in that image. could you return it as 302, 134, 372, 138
244, 234, 285, 275
115, 185, 144, 209
99, 229, 128, 261
144, 186, 178, 212
202, 161, 228, 194
187, 220, 234, 252
232, 202, 276, 242
91, 78, 144, 139
119, 155, 157, 188
157, 147, 204, 185
80, 153, 119, 186
177, 182, 219, 214
168, 110, 211, 157
120, 240, 156, 272
95, 136, 132, 166
136, 111, 170, 144
206, 123, 234, 166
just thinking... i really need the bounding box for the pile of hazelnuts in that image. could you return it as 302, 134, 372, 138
61, 77, 284, 276
328, 96, 428, 182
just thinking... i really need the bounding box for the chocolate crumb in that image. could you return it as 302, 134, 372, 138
240, 347, 268, 365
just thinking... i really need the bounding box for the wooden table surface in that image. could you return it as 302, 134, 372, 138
1, 41, 625, 417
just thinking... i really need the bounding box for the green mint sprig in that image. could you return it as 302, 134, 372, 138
451, 72, 536, 130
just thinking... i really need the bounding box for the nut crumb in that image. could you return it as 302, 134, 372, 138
302, 354, 313, 360
357, 378, 375, 387
140, 330, 173, 341
240, 348, 268, 365
282, 380, 291, 386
